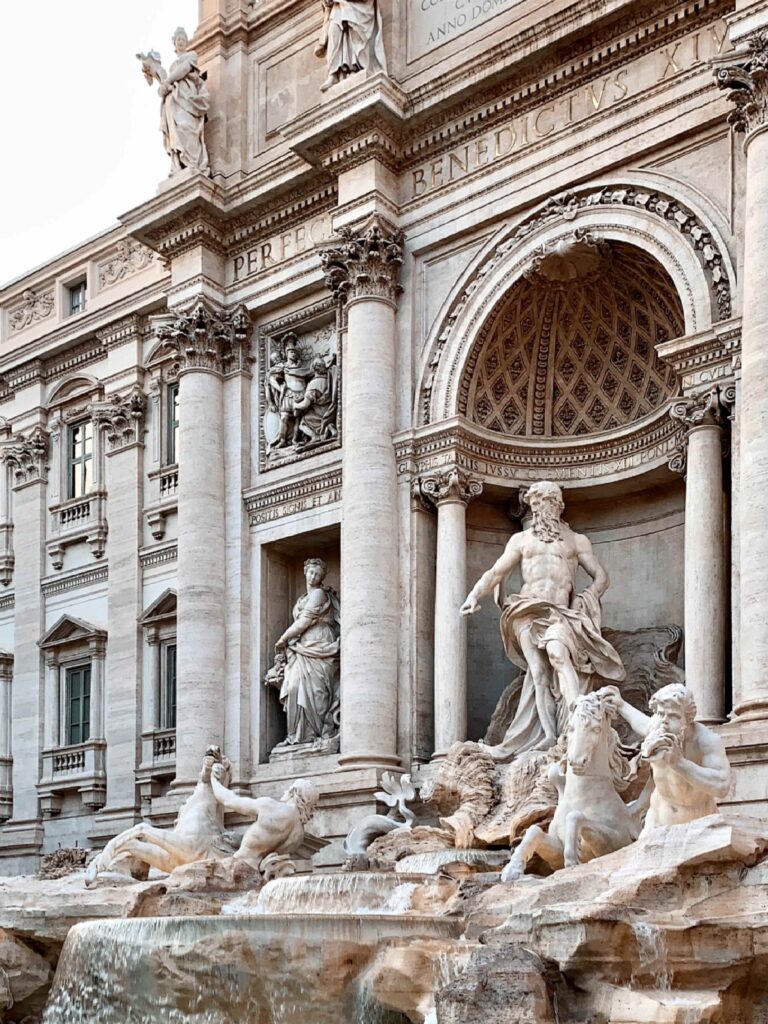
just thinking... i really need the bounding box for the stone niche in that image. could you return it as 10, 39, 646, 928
260, 527, 340, 760
465, 476, 686, 740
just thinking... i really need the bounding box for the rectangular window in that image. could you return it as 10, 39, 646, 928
162, 642, 177, 730
68, 281, 87, 316
65, 664, 91, 745
67, 420, 93, 499
166, 383, 179, 465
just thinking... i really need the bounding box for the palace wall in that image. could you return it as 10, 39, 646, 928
0, 0, 759, 871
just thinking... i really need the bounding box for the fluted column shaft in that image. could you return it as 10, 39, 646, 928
717, 42, 768, 719
671, 392, 729, 723
157, 302, 250, 784
320, 221, 404, 768
422, 469, 482, 753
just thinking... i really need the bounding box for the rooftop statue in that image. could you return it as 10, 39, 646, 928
601, 682, 731, 835
84, 747, 235, 886
266, 557, 341, 755
315, 0, 388, 92
461, 481, 625, 757
137, 27, 210, 176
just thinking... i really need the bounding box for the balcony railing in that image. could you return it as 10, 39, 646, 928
59, 497, 91, 529
153, 729, 176, 760
159, 467, 178, 499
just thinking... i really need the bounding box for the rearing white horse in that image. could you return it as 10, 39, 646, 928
501, 691, 641, 882
85, 747, 235, 887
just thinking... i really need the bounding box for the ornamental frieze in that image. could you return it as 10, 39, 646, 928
245, 468, 342, 526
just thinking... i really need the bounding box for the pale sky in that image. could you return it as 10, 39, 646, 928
0, 1, 199, 288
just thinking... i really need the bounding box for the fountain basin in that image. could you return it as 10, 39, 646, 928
43, 913, 464, 1024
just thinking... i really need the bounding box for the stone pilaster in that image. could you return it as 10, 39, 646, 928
716, 37, 768, 720
319, 219, 404, 768
94, 387, 146, 831
0, 652, 13, 822
670, 388, 731, 723
421, 468, 483, 754
0, 430, 48, 856
156, 301, 250, 785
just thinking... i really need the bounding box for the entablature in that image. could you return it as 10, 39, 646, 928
395, 411, 681, 489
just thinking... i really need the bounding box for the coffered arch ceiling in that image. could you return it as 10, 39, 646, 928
460, 241, 683, 438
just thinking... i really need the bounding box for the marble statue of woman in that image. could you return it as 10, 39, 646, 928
137, 27, 210, 175
267, 558, 341, 753
315, 0, 388, 92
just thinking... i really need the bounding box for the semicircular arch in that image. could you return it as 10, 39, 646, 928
418, 179, 736, 427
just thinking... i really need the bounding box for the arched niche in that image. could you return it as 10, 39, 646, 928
419, 180, 736, 434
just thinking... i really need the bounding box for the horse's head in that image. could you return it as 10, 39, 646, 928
566, 692, 613, 775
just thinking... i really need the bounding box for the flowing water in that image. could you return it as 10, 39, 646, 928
631, 922, 671, 990
42, 914, 462, 1024
231, 872, 426, 916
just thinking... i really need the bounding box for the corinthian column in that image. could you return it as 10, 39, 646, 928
90, 387, 146, 829
670, 389, 730, 724
157, 302, 250, 785
422, 468, 483, 754
1, 429, 48, 847
320, 220, 404, 768
716, 38, 768, 720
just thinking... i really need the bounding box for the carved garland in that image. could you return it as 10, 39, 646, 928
422, 186, 733, 425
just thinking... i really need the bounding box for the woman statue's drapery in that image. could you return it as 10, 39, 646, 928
315, 0, 388, 92
267, 559, 341, 754
137, 27, 210, 176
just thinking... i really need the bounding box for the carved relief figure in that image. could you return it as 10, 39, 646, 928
266, 558, 341, 753
210, 764, 320, 874
601, 682, 731, 836
85, 747, 234, 886
315, 0, 388, 92
461, 481, 625, 757
263, 328, 339, 464
137, 27, 210, 175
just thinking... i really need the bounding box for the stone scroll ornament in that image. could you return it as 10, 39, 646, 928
137, 27, 210, 176
265, 557, 341, 755
314, 0, 388, 92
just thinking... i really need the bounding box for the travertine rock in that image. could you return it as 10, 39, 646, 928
166, 855, 263, 892
435, 945, 555, 1023
39, 847, 88, 880
0, 928, 53, 1019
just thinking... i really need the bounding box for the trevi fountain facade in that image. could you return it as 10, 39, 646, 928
0, 0, 767, 1019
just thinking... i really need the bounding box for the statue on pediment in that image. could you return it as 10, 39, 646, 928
315, 0, 388, 92
137, 27, 210, 175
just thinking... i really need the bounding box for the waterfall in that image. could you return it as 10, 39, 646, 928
223, 872, 424, 916
631, 922, 671, 990
43, 914, 462, 1024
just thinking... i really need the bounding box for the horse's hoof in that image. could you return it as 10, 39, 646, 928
501, 863, 523, 883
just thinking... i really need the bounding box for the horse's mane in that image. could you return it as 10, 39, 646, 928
568, 694, 635, 792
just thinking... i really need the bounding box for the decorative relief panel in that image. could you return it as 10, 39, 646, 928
463, 241, 682, 438
257, 301, 341, 471
98, 240, 155, 289
8, 289, 54, 334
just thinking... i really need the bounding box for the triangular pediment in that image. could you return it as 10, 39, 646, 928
140, 589, 177, 626
39, 614, 106, 650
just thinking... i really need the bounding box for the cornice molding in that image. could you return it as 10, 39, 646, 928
244, 466, 342, 525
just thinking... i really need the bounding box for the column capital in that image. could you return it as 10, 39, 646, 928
89, 387, 146, 454
421, 467, 483, 508
668, 386, 734, 475
0, 427, 50, 488
319, 217, 404, 307
155, 300, 251, 375
714, 31, 768, 139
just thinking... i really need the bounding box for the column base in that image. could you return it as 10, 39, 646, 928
337, 752, 402, 770
731, 697, 768, 722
